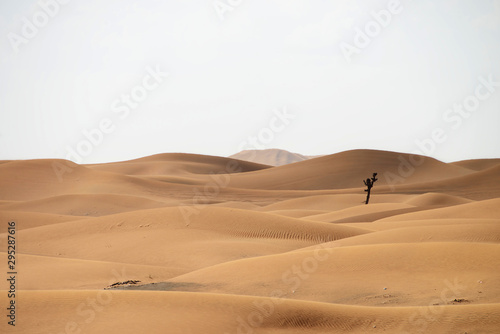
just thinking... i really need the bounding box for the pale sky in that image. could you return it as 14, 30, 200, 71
1, 0, 499, 163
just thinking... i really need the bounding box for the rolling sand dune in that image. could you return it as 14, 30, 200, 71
403, 192, 473, 206
363, 218, 500, 231
227, 149, 473, 190
165, 243, 500, 306
303, 203, 416, 223
1, 149, 499, 333
0, 193, 169, 216
0, 159, 170, 201
379, 198, 500, 221
0, 158, 238, 202
0, 200, 17, 206
209, 200, 262, 210
260, 194, 415, 212
0, 210, 82, 230
3, 291, 499, 334
388, 164, 500, 200
1, 253, 179, 290
5, 207, 369, 275
298, 193, 474, 224
327, 223, 500, 246
87, 152, 270, 175
452, 158, 500, 171
267, 209, 330, 218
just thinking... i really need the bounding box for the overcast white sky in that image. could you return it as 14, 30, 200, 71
1, 0, 499, 163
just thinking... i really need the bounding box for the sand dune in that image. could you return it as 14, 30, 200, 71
328, 223, 500, 246
0, 210, 81, 230
303, 203, 415, 223
267, 209, 329, 218
260, 194, 414, 212
0, 159, 85, 200
0, 253, 179, 290
2, 207, 369, 283
389, 164, 500, 200
1, 149, 499, 333
4, 291, 499, 334
165, 242, 500, 306
364, 218, 500, 231
403, 192, 473, 206
0, 157, 239, 203
228, 149, 473, 190
452, 158, 500, 171
209, 200, 262, 210
0, 200, 18, 206
87, 152, 270, 175
0, 159, 172, 201
0, 193, 169, 216
379, 198, 500, 221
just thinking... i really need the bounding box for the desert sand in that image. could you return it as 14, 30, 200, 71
1, 149, 499, 333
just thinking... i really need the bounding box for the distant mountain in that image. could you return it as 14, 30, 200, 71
229, 149, 315, 166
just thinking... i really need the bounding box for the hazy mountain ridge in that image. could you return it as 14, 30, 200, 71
229, 148, 319, 166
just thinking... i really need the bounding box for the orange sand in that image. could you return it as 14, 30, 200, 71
1, 149, 499, 333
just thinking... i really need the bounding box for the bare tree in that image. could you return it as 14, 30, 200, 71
363, 172, 378, 204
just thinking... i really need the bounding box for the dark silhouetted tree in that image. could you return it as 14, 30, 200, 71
363, 172, 378, 204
